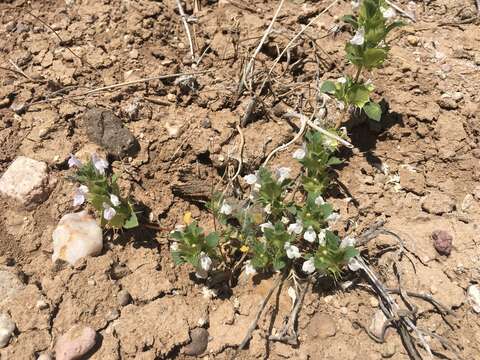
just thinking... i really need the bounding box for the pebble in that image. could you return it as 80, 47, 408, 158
467, 285, 480, 313
36, 299, 49, 310
369, 297, 379, 308
0, 270, 24, 303
117, 289, 131, 306
452, 91, 464, 102
52, 211, 103, 265
37, 353, 53, 360
55, 325, 97, 360
183, 328, 209, 356
0, 156, 52, 209
165, 122, 182, 138
381, 343, 396, 358
437, 96, 458, 110
369, 310, 389, 340
431, 230, 453, 256
129, 49, 139, 59
166, 93, 176, 102
0, 313, 15, 348
406, 35, 419, 46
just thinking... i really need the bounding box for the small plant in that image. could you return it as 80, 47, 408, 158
170, 131, 357, 280
321, 0, 403, 122
68, 153, 138, 229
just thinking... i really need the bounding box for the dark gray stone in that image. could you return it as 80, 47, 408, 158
84, 108, 138, 157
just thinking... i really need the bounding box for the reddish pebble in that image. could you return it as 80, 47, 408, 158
431, 230, 453, 256
55, 325, 97, 360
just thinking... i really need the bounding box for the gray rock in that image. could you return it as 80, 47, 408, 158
117, 290, 131, 306
84, 108, 139, 157
183, 328, 209, 356
0, 313, 15, 348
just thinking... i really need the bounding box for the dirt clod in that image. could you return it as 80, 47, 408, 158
422, 192, 455, 215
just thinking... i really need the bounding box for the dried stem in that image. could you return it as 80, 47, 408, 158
385, 0, 416, 22
176, 0, 196, 61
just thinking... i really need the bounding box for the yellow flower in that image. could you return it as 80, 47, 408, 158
183, 211, 192, 225
240, 245, 249, 253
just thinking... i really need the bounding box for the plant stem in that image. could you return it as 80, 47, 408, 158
354, 65, 363, 83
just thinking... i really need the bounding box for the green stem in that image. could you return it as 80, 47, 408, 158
354, 65, 363, 83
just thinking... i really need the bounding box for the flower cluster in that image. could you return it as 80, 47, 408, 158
170, 131, 358, 280
321, 0, 403, 122
68, 153, 138, 229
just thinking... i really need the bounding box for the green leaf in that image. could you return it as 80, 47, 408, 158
364, 101, 382, 121
320, 80, 336, 94
326, 157, 343, 166
123, 211, 139, 229
342, 14, 358, 29
205, 232, 219, 248
343, 246, 359, 261
385, 20, 405, 36
347, 84, 371, 108
362, 48, 388, 68
171, 251, 184, 265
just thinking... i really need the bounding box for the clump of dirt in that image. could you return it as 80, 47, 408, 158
0, 0, 479, 359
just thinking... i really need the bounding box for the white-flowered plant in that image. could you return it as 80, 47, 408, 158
321, 0, 404, 122
170, 131, 358, 279
69, 153, 138, 229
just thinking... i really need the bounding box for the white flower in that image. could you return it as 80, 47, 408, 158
351, 0, 360, 10
103, 202, 117, 220
73, 185, 89, 206
281, 216, 290, 225
337, 100, 345, 111
302, 258, 316, 274
245, 260, 257, 276
341, 236, 356, 248
199, 252, 212, 272
304, 227, 317, 243
284, 242, 301, 259
326, 212, 340, 224
348, 257, 362, 272
220, 201, 232, 215
264, 203, 272, 214
315, 195, 325, 206
68, 154, 82, 168
110, 194, 121, 206
170, 242, 179, 251
275, 167, 291, 183
381, 6, 396, 18
91, 153, 109, 175
244, 174, 258, 185
287, 219, 303, 235
259, 222, 274, 232
350, 27, 365, 46
337, 76, 347, 84
318, 229, 327, 245
292, 147, 306, 160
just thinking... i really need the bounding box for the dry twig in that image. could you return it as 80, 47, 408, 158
176, 0, 196, 61
385, 0, 416, 22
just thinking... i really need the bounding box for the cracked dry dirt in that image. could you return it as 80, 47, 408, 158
0, 0, 480, 359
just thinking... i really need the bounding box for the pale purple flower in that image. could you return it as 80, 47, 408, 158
350, 27, 365, 46
284, 242, 301, 259
348, 257, 362, 272
245, 260, 257, 276
315, 195, 325, 206
199, 252, 212, 271
292, 147, 306, 160
110, 194, 121, 207
244, 174, 258, 185
259, 222, 274, 232
326, 212, 340, 224
91, 153, 109, 175
103, 202, 117, 220
220, 201, 232, 215
304, 227, 317, 243
318, 229, 327, 245
302, 258, 316, 274
68, 154, 82, 168
275, 167, 291, 183
381, 6, 396, 19
337, 77, 347, 84
340, 236, 356, 248
73, 185, 88, 206
287, 219, 303, 235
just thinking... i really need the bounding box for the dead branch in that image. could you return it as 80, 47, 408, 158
176, 0, 195, 61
